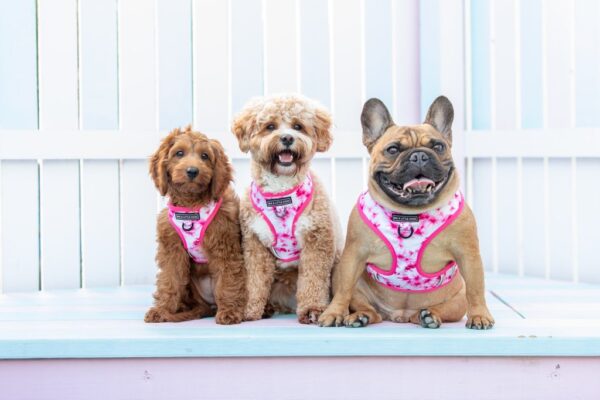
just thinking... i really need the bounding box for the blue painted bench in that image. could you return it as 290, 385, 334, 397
1, 273, 599, 399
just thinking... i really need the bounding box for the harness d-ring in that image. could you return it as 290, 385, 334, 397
182, 221, 194, 232
398, 225, 414, 239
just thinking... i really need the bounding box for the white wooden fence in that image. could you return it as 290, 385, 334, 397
0, 0, 598, 293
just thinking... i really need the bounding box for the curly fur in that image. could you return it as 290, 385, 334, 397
144, 126, 246, 325
232, 94, 343, 324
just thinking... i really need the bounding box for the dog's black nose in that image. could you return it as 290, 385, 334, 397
409, 151, 429, 167
280, 134, 295, 147
186, 167, 199, 179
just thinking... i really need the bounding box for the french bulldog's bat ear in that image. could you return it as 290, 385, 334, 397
424, 96, 454, 143
361, 98, 393, 152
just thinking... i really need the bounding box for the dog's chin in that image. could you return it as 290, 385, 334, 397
375, 168, 453, 207
171, 181, 207, 195
269, 149, 304, 176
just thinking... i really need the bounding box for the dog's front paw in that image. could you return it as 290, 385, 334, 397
317, 305, 348, 327
244, 307, 264, 322
144, 307, 168, 323
216, 309, 243, 325
297, 306, 326, 325
466, 308, 495, 330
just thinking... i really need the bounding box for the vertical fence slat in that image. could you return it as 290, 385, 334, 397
157, 0, 193, 130
79, 0, 120, 288
0, 161, 40, 292
79, 0, 118, 129
521, 158, 546, 277
574, 0, 600, 128
520, 0, 543, 129
492, 0, 517, 129
364, 0, 393, 108
37, 0, 81, 290
495, 158, 519, 274
311, 159, 333, 200
121, 160, 157, 285
299, 0, 331, 108
81, 160, 120, 287
392, 0, 420, 125
232, 158, 251, 199
576, 158, 600, 284
545, 0, 572, 129
264, 0, 298, 94
419, 0, 441, 119
334, 158, 363, 230
40, 161, 81, 289
470, 0, 491, 129
119, 0, 159, 284
331, 0, 362, 131
0, 0, 38, 129
438, 0, 466, 187
547, 158, 573, 281
472, 158, 494, 271
119, 0, 157, 130
0, 1, 39, 292
37, 0, 79, 129
193, 0, 230, 132
330, 0, 363, 223
231, 0, 263, 114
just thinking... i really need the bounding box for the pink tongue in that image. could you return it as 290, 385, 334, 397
278, 152, 294, 163
403, 178, 435, 191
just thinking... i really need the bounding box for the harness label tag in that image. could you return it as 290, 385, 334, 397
174, 212, 201, 221
266, 197, 293, 207
392, 214, 419, 223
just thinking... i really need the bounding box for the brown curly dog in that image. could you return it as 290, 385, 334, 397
144, 126, 246, 325
232, 94, 343, 324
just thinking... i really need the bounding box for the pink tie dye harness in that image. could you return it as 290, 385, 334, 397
167, 199, 222, 264
250, 175, 314, 262
357, 190, 464, 292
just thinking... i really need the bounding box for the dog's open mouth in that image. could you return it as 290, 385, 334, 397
377, 170, 451, 204
275, 150, 297, 167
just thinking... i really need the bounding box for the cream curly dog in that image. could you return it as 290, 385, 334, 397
232, 94, 342, 324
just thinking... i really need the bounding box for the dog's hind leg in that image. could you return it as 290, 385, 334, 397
409, 286, 467, 329
343, 289, 383, 328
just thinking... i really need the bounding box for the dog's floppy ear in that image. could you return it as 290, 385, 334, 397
209, 139, 233, 199
149, 128, 179, 196
424, 95, 454, 143
314, 106, 333, 152
361, 98, 393, 152
231, 102, 259, 153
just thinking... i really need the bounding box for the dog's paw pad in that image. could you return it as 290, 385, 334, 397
419, 309, 441, 329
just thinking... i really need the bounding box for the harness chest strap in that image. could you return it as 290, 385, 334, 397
250, 174, 314, 262
167, 199, 222, 264
357, 190, 464, 293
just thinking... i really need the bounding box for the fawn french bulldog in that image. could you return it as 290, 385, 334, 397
319, 96, 494, 329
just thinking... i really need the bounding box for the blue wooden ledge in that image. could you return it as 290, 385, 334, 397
1, 273, 599, 359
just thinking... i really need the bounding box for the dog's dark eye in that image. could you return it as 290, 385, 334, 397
433, 143, 445, 153
175, 150, 184, 157
266, 123, 276, 131
293, 123, 303, 131
386, 146, 400, 155
201, 153, 209, 160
